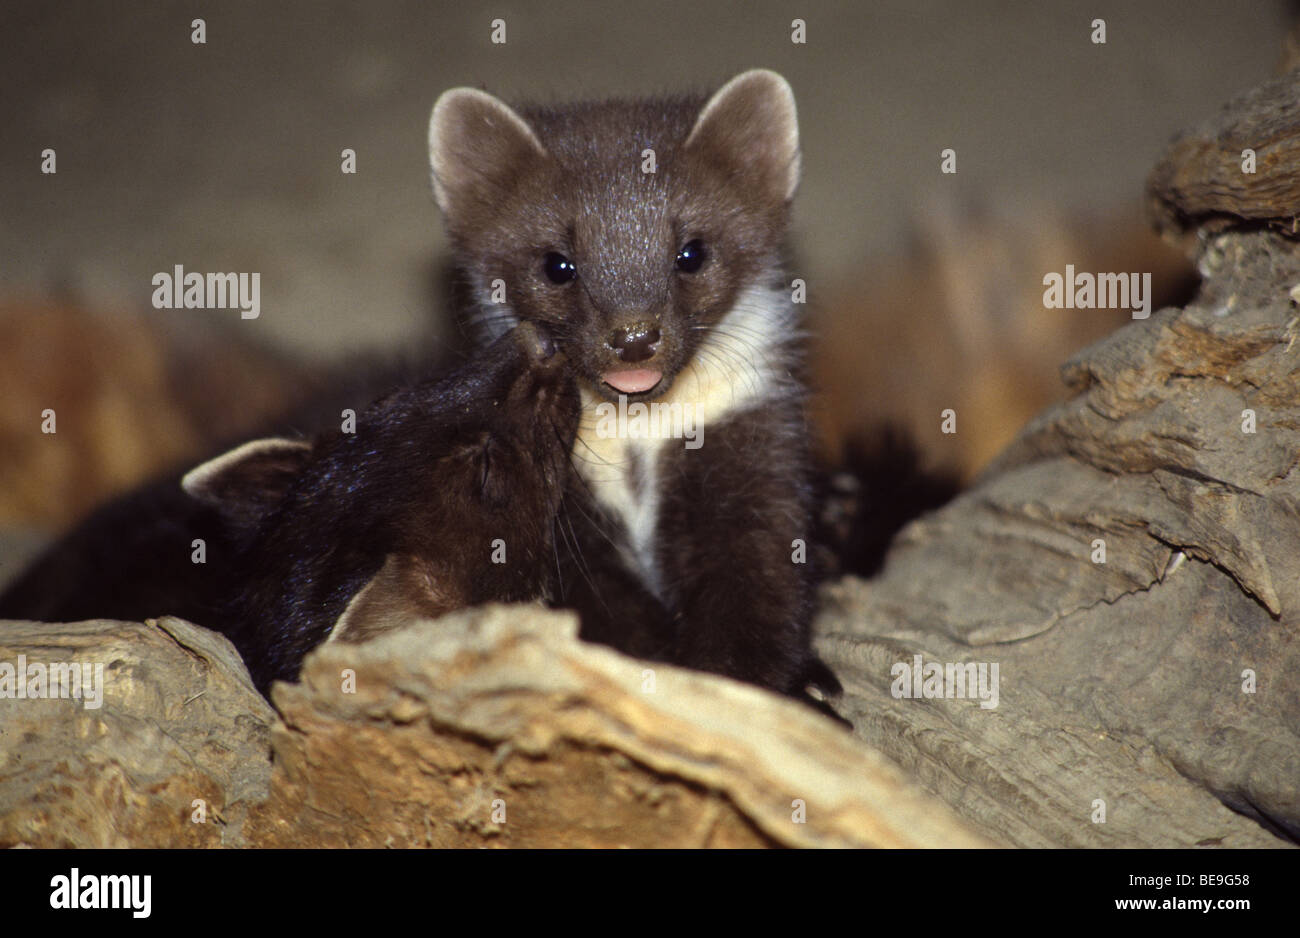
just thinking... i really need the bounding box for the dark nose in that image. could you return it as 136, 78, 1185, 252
608, 323, 660, 363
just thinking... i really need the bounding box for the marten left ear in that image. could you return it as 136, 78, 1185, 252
181, 437, 314, 527
686, 69, 801, 204
329, 553, 461, 644
428, 86, 549, 222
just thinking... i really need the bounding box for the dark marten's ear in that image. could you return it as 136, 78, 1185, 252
181, 437, 313, 527
427, 86, 548, 219
331, 553, 462, 644
686, 69, 801, 205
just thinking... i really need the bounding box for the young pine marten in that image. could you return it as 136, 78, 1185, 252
427, 69, 843, 715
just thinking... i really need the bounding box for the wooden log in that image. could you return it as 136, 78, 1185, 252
1147, 72, 1300, 239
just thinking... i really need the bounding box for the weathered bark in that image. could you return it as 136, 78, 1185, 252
245, 605, 991, 848
814, 233, 1300, 848
806, 66, 1300, 846
1147, 71, 1300, 240
0, 611, 991, 848
0, 617, 273, 848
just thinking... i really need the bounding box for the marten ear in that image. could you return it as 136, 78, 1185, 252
428, 87, 548, 220
181, 437, 314, 527
330, 553, 461, 644
685, 69, 801, 205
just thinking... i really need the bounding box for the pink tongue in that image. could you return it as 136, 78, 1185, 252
602, 368, 663, 394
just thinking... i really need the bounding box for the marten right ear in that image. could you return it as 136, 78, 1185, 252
427, 87, 548, 221
181, 437, 314, 527
686, 69, 801, 206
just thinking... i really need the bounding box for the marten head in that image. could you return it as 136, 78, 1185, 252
182, 322, 579, 693
427, 70, 800, 404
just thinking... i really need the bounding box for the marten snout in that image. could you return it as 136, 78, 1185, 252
607, 322, 660, 363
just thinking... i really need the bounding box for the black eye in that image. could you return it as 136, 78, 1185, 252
675, 239, 707, 273
542, 252, 576, 284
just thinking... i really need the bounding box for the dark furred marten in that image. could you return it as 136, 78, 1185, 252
193, 321, 579, 693
427, 70, 845, 720
0, 323, 580, 696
